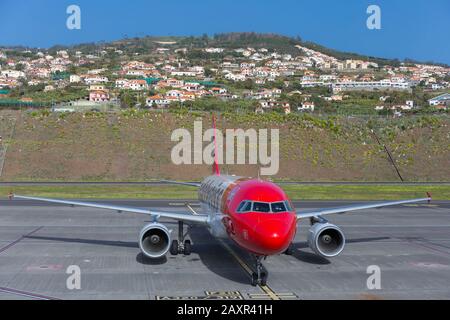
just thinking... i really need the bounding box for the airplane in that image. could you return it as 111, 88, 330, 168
11, 118, 432, 286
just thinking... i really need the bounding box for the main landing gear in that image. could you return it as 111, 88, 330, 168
170, 221, 192, 256
250, 255, 268, 287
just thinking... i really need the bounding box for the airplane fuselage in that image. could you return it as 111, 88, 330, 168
198, 175, 297, 256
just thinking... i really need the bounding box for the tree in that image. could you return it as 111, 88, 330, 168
120, 91, 136, 108
205, 68, 214, 78
15, 63, 25, 71
138, 94, 147, 108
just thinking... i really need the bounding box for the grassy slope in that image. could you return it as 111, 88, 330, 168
2, 184, 449, 200
0, 110, 449, 182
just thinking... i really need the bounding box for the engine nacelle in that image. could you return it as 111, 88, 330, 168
139, 223, 171, 259
308, 223, 346, 258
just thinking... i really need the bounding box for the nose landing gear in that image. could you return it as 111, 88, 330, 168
250, 255, 268, 287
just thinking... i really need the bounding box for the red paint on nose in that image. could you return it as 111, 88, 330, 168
254, 219, 294, 255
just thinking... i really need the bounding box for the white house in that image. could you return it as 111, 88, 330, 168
0, 70, 25, 79
298, 102, 315, 112
166, 90, 183, 98
405, 100, 414, 109
146, 95, 169, 107
127, 79, 148, 91
84, 76, 109, 85
224, 73, 246, 81
70, 75, 81, 83
115, 79, 148, 91
429, 93, 450, 106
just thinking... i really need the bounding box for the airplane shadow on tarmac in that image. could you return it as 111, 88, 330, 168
290, 237, 391, 265
25, 235, 139, 249
24, 231, 390, 285
22, 225, 251, 285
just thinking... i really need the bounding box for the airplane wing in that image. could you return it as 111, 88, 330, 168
296, 196, 432, 220
13, 195, 209, 224
160, 180, 201, 188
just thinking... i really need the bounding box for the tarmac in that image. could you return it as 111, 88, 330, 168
0, 199, 449, 300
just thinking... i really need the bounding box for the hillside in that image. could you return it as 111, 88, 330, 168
31, 32, 446, 67
0, 110, 448, 182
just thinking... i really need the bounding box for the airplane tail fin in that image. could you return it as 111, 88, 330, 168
212, 114, 221, 176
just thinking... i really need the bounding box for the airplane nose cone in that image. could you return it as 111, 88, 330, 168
255, 220, 293, 255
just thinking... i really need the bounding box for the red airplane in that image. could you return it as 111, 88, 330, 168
12, 120, 432, 286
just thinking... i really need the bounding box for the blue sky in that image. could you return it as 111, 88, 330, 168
1, 0, 449, 64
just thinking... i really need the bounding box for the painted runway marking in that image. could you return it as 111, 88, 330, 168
156, 291, 244, 300
0, 287, 60, 300
403, 204, 439, 208
218, 239, 297, 301
0, 226, 43, 254
248, 292, 299, 300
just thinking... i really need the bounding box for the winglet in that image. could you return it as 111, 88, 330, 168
212, 114, 221, 176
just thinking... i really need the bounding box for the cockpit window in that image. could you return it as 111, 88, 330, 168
237, 201, 292, 214
253, 202, 271, 213
271, 202, 287, 213
284, 201, 293, 212
236, 201, 246, 212
237, 201, 252, 213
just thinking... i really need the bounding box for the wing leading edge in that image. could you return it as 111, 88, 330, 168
13, 195, 209, 224
296, 197, 432, 220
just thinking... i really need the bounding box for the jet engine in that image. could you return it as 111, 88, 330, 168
139, 223, 171, 258
308, 223, 346, 258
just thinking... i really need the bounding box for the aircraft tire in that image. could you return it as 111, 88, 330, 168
170, 240, 179, 255
184, 240, 192, 255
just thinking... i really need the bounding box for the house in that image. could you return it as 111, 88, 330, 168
181, 92, 196, 101
429, 93, 450, 106
115, 79, 128, 89
127, 79, 148, 91
259, 100, 290, 112
155, 78, 184, 89
146, 95, 169, 108
70, 75, 81, 83
405, 100, 414, 109
298, 101, 315, 112
84, 76, 109, 85
115, 79, 148, 91
166, 90, 183, 98
90, 85, 106, 91
281, 103, 291, 114
224, 73, 246, 81
44, 85, 55, 92
126, 69, 146, 77
205, 48, 224, 53
89, 90, 110, 103
171, 70, 197, 77
183, 83, 202, 92
0, 70, 25, 79
210, 87, 227, 95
